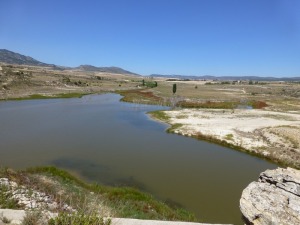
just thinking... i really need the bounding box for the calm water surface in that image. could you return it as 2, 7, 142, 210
0, 94, 276, 224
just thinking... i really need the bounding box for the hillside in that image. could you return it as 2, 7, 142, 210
0, 49, 53, 67
77, 65, 138, 75
0, 49, 138, 75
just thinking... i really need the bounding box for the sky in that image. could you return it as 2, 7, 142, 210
0, 0, 299, 77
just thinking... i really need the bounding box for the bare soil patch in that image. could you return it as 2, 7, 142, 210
156, 108, 300, 168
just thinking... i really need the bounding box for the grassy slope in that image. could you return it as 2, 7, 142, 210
0, 166, 198, 222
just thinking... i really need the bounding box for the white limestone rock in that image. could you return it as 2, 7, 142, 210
240, 167, 300, 225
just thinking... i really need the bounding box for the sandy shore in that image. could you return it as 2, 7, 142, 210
159, 108, 300, 168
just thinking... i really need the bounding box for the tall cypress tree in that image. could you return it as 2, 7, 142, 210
172, 83, 177, 94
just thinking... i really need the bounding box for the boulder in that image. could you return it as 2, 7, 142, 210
240, 167, 300, 225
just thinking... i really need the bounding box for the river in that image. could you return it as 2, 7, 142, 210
0, 93, 276, 224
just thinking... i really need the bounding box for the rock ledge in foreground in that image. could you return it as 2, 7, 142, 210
240, 167, 300, 225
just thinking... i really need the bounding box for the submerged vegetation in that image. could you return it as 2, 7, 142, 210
0, 166, 198, 222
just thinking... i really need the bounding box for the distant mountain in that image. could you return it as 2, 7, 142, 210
150, 74, 300, 82
0, 49, 138, 75
1, 49, 298, 80
0, 49, 53, 67
77, 65, 138, 75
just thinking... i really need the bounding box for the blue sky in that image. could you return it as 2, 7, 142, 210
0, 0, 299, 76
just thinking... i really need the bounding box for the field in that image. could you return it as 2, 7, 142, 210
0, 64, 142, 100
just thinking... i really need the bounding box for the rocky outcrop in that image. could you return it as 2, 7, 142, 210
240, 167, 300, 225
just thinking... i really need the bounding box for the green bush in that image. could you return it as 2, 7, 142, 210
48, 213, 111, 225
0, 184, 19, 209
145, 81, 157, 88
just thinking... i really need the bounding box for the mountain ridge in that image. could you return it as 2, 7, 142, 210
0, 49, 53, 67
76, 64, 138, 75
0, 49, 138, 75
1, 49, 299, 80
150, 74, 300, 82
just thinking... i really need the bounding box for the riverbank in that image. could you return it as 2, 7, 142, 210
0, 166, 198, 223
0, 92, 92, 101
148, 109, 300, 169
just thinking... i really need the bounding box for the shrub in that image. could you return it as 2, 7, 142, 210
48, 213, 111, 225
21, 210, 47, 225
0, 184, 19, 209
